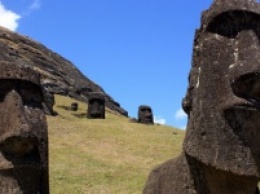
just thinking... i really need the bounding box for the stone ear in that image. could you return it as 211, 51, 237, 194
182, 73, 194, 115
182, 96, 192, 115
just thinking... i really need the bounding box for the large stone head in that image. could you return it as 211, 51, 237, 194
138, 105, 154, 125
183, 0, 260, 177
87, 92, 105, 119
0, 62, 49, 193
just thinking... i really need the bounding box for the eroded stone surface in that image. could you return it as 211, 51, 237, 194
144, 0, 260, 193
0, 62, 49, 193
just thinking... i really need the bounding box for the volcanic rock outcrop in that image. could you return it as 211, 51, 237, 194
0, 26, 128, 117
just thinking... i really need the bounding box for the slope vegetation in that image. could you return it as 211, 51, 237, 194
48, 95, 185, 193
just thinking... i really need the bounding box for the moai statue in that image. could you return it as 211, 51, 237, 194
87, 92, 105, 119
144, 0, 260, 193
70, 102, 78, 111
138, 105, 154, 125
129, 117, 138, 123
0, 62, 49, 193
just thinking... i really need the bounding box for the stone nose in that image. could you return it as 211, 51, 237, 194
229, 30, 260, 101
92, 101, 101, 111
232, 30, 260, 74
145, 111, 152, 117
230, 72, 260, 107
1, 90, 31, 137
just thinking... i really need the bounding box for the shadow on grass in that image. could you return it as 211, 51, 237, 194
72, 113, 87, 119
57, 105, 71, 110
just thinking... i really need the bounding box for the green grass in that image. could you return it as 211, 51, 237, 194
48, 95, 185, 194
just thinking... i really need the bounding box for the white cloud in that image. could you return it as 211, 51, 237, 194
154, 116, 166, 125
29, 0, 41, 11
174, 108, 187, 120
22, 0, 41, 16
0, 2, 21, 31
174, 108, 187, 130
179, 125, 187, 130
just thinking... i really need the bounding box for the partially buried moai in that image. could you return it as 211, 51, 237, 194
87, 92, 105, 119
70, 102, 78, 111
138, 105, 154, 125
0, 62, 49, 193
144, 0, 260, 193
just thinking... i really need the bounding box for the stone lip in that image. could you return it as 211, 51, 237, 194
0, 26, 128, 117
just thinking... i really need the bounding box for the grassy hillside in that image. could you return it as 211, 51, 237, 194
47, 95, 185, 194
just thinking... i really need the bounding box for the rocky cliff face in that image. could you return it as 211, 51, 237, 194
0, 26, 128, 116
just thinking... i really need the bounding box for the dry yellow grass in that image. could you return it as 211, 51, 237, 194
47, 95, 185, 194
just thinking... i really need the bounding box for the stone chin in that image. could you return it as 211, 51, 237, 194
89, 112, 102, 118
143, 117, 153, 123
183, 115, 260, 178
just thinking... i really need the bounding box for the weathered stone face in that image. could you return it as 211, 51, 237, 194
0, 62, 49, 193
138, 105, 154, 124
144, 1, 260, 193
87, 92, 105, 119
183, 0, 260, 177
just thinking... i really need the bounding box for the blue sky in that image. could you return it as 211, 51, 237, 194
0, 0, 219, 129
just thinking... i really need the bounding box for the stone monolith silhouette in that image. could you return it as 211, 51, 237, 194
87, 92, 105, 119
144, 0, 260, 193
138, 105, 154, 125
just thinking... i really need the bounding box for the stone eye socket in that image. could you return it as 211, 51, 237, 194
89, 99, 103, 104
17, 82, 43, 108
20, 88, 42, 102
89, 99, 96, 104
207, 11, 260, 38
0, 80, 43, 107
0, 90, 8, 101
0, 80, 14, 101
141, 108, 151, 113
231, 73, 260, 102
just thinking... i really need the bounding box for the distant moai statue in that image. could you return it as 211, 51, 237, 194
144, 0, 260, 193
0, 62, 49, 193
129, 117, 138, 123
87, 92, 105, 119
138, 105, 154, 124
70, 102, 78, 111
